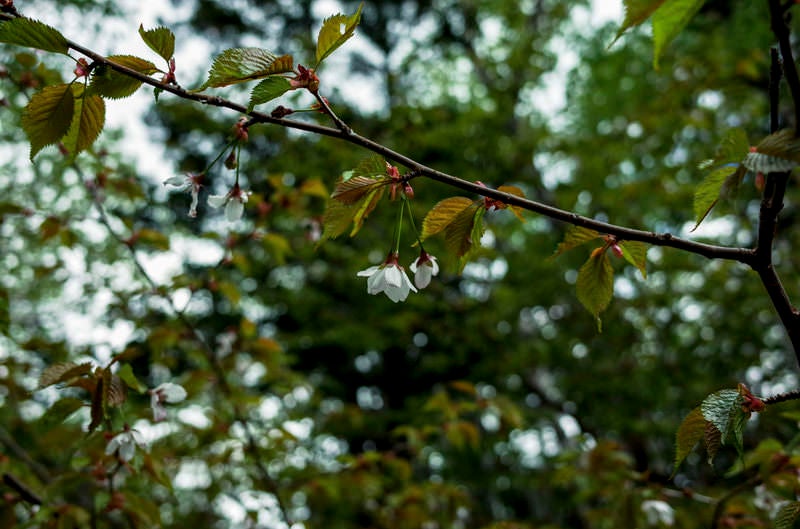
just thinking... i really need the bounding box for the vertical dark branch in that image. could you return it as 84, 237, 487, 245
769, 48, 781, 132
769, 0, 800, 129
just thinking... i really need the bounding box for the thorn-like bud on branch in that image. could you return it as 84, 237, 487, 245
271, 105, 294, 118
74, 58, 90, 78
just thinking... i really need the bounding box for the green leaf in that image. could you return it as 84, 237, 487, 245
421, 197, 476, 241
613, 0, 666, 43
576, 249, 614, 331
553, 225, 602, 258
90, 56, 158, 99
138, 24, 175, 62
775, 502, 800, 529
62, 86, 105, 158
331, 175, 389, 204
320, 198, 354, 242
0, 18, 69, 55
755, 128, 800, 163
40, 397, 84, 429
712, 128, 750, 165
705, 421, 722, 464
673, 407, 706, 474
248, 76, 292, 110
198, 48, 294, 90
651, 0, 705, 69
349, 188, 384, 236
21, 83, 75, 159
39, 362, 93, 388
692, 164, 743, 230
700, 389, 741, 442
316, 3, 363, 66
117, 364, 147, 394
443, 202, 483, 262
618, 241, 648, 278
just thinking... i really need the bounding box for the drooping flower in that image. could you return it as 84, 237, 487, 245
409, 250, 439, 289
149, 382, 187, 422
105, 426, 146, 462
208, 183, 250, 222
641, 500, 675, 526
164, 173, 203, 218
357, 252, 417, 302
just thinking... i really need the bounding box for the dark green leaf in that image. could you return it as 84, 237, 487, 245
21, 83, 75, 159
62, 86, 105, 158
700, 389, 741, 441
613, 0, 666, 42
673, 407, 706, 474
138, 24, 175, 62
90, 55, 158, 99
198, 48, 294, 90
0, 18, 69, 55
40, 397, 84, 429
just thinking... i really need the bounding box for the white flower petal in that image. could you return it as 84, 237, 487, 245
207, 194, 228, 208
163, 175, 187, 187
357, 266, 380, 277
366, 268, 387, 294
105, 436, 121, 456
414, 266, 432, 289
383, 265, 403, 288
158, 383, 187, 403
401, 268, 418, 293
118, 438, 136, 461
226, 198, 245, 221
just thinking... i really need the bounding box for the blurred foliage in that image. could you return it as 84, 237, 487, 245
2, 0, 800, 528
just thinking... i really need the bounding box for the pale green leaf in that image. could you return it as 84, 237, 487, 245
316, 3, 363, 66
62, 86, 105, 158
673, 407, 706, 474
775, 502, 800, 529
350, 188, 384, 236
712, 128, 750, 165
619, 241, 648, 278
652, 0, 705, 69
0, 18, 69, 55
692, 164, 739, 230
576, 250, 614, 331
90, 55, 158, 99
613, 0, 667, 42
198, 48, 294, 90
248, 76, 292, 110
553, 225, 602, 257
421, 197, 476, 241
21, 83, 75, 159
138, 24, 175, 62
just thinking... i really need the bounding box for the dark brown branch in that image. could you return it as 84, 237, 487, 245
2, 473, 42, 506
769, 0, 800, 130
59, 40, 758, 266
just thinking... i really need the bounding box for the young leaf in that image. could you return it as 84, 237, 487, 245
443, 202, 483, 260
39, 362, 93, 388
90, 56, 158, 99
713, 128, 750, 165
576, 249, 614, 331
421, 197, 476, 241
21, 83, 75, 159
618, 241, 648, 278
198, 48, 294, 90
673, 406, 706, 474
613, 0, 666, 43
700, 389, 741, 441
349, 188, 385, 236
331, 176, 389, 205
705, 421, 722, 464
117, 364, 147, 394
316, 3, 364, 66
138, 24, 175, 62
651, 0, 705, 69
775, 502, 800, 529
692, 164, 743, 230
0, 18, 69, 55
497, 185, 527, 221
107, 375, 127, 407
248, 76, 292, 110
62, 86, 105, 158
320, 198, 354, 242
553, 225, 602, 257
754, 128, 800, 164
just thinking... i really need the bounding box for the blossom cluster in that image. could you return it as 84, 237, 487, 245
357, 250, 439, 302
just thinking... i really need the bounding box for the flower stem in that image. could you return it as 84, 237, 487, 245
393, 199, 405, 254
204, 137, 239, 174
403, 195, 425, 251
234, 143, 241, 186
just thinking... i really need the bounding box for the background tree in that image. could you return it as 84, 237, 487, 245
1, 0, 800, 528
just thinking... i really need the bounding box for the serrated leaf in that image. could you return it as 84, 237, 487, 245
21, 83, 75, 159
316, 3, 363, 66
553, 225, 602, 257
673, 407, 706, 474
421, 197, 476, 241
198, 48, 294, 90
90, 56, 157, 99
692, 164, 741, 230
713, 128, 750, 165
117, 364, 147, 394
576, 250, 614, 331
619, 241, 648, 278
248, 76, 292, 110
39, 362, 93, 388
701, 389, 741, 441
705, 421, 722, 464
613, 0, 666, 43
62, 86, 105, 158
138, 24, 175, 62
350, 188, 384, 236
0, 18, 69, 55
775, 502, 800, 529
652, 0, 705, 69
320, 198, 354, 242
755, 128, 800, 164
40, 397, 84, 429
497, 185, 526, 221
107, 375, 127, 407
444, 202, 483, 262
331, 175, 389, 204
